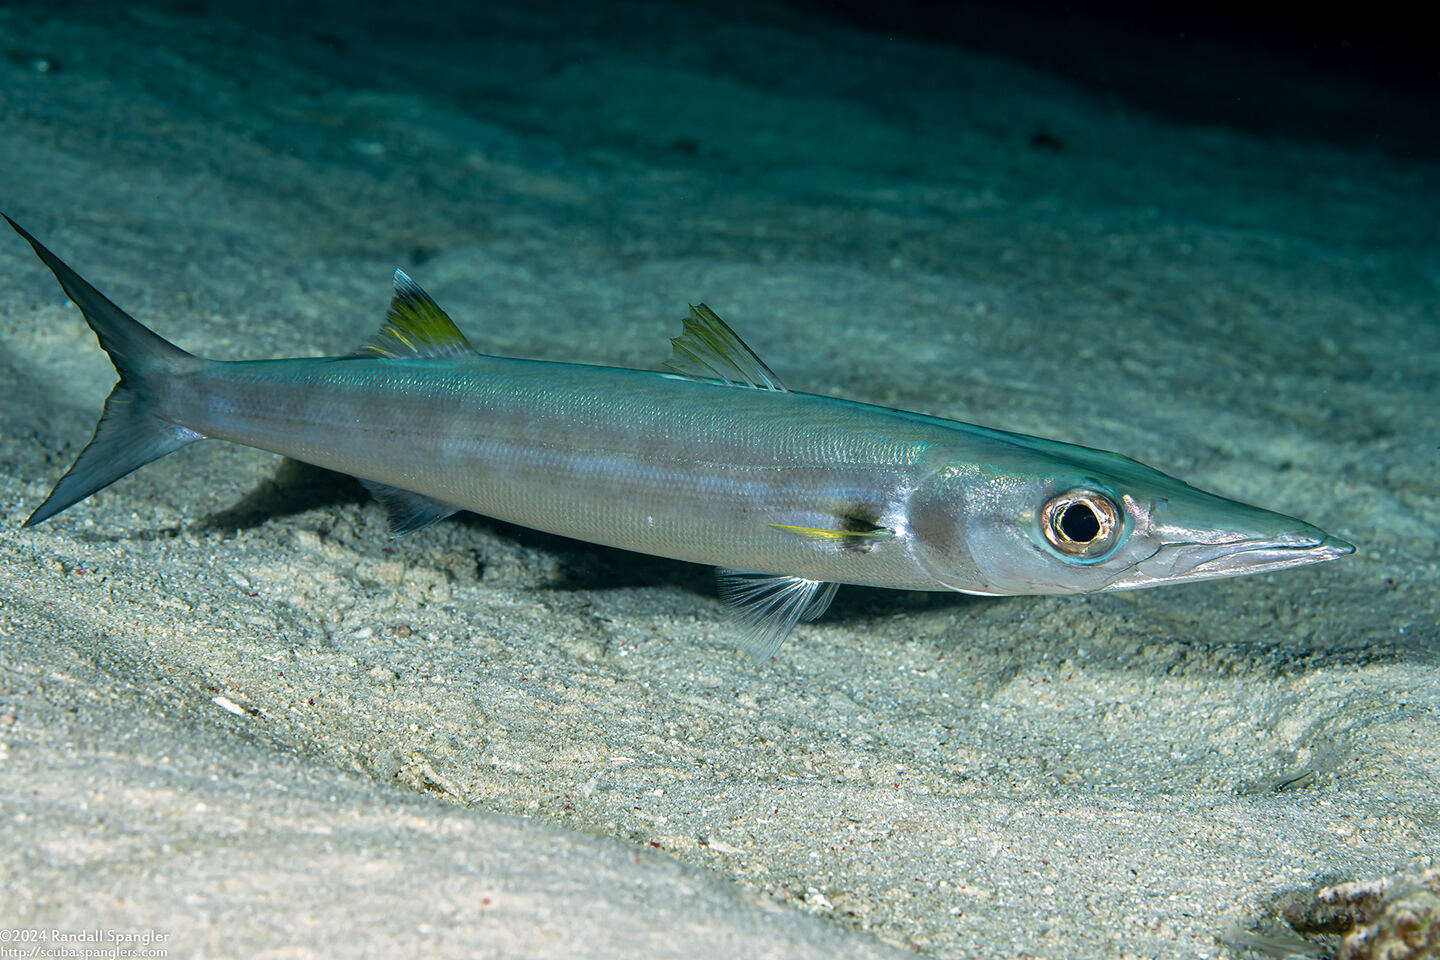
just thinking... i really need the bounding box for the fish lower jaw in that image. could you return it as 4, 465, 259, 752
1181, 532, 1355, 578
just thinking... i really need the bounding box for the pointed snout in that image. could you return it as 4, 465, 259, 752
1146, 494, 1355, 582
1177, 528, 1354, 578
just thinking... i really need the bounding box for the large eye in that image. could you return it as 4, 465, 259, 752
1041, 488, 1122, 560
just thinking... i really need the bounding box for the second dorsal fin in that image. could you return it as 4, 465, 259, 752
354, 270, 475, 360
664, 304, 787, 391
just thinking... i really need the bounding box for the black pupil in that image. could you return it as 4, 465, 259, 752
1059, 502, 1101, 542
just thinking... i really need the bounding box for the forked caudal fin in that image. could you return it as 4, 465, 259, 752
5, 214, 205, 526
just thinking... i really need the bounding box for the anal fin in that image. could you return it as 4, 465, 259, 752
359, 479, 458, 536
715, 569, 839, 661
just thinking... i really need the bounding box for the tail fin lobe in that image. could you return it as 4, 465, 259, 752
5, 214, 195, 381
7, 214, 206, 526
24, 408, 202, 527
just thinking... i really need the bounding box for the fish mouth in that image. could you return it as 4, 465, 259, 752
1113, 531, 1355, 590
1162, 531, 1355, 581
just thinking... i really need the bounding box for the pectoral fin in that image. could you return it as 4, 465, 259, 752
764, 522, 893, 547
715, 569, 838, 660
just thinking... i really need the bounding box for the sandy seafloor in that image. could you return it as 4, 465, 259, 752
0, 2, 1436, 958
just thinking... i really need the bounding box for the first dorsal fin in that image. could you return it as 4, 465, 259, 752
664, 304, 787, 391
354, 270, 475, 360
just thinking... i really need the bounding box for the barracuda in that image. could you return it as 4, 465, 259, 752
7, 215, 1354, 658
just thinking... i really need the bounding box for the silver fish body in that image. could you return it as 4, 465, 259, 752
8, 214, 1353, 657
174, 355, 946, 590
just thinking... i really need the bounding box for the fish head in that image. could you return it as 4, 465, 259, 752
906, 437, 1353, 596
